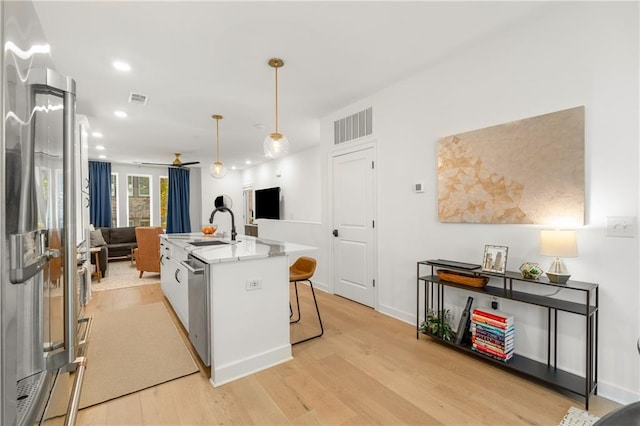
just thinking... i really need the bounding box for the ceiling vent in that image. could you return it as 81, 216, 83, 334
128, 92, 148, 105
334, 107, 372, 145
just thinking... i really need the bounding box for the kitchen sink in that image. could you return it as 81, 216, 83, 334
189, 240, 230, 247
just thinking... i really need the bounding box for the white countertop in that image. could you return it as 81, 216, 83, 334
160, 233, 316, 264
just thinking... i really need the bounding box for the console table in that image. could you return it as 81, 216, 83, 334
416, 259, 598, 409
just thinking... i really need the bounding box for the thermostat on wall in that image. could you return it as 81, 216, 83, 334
414, 182, 424, 193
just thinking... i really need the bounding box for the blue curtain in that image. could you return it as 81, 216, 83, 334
167, 167, 191, 233
88, 161, 112, 227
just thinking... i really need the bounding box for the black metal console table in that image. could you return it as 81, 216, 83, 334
416, 259, 598, 409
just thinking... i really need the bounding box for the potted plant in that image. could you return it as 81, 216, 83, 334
419, 308, 455, 341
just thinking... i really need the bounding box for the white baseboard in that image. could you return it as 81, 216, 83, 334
211, 344, 292, 387
294, 280, 329, 293
377, 303, 414, 325
597, 381, 640, 405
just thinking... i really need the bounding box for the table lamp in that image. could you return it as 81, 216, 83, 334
540, 229, 578, 283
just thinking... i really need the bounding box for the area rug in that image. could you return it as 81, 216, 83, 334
91, 259, 160, 292
79, 302, 199, 408
558, 407, 600, 426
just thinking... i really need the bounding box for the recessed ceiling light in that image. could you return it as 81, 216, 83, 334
231, 165, 237, 170
245, 160, 252, 165
114, 110, 127, 118
92, 131, 103, 138
96, 145, 105, 151
98, 155, 107, 159
254, 123, 266, 130
112, 61, 131, 72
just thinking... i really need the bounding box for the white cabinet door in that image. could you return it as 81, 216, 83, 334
160, 244, 172, 299
172, 258, 189, 330
159, 239, 189, 329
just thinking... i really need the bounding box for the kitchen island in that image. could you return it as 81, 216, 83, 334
159, 233, 315, 387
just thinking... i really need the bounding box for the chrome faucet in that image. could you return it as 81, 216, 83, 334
209, 206, 237, 241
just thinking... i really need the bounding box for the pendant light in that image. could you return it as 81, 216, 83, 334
264, 58, 289, 158
209, 114, 227, 179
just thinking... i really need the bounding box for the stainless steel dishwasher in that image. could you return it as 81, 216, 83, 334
181, 255, 210, 366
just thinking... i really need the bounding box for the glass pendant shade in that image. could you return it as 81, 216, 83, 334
209, 161, 227, 179
264, 132, 289, 158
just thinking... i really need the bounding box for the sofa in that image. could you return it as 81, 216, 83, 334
97, 226, 138, 260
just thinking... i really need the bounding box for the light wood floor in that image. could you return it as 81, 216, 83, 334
76, 283, 618, 425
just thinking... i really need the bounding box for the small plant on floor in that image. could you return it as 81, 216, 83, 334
419, 309, 455, 341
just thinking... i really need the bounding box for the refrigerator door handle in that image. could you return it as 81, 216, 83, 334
61, 84, 77, 366
28, 68, 78, 366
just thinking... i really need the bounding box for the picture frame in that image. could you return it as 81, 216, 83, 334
482, 245, 508, 274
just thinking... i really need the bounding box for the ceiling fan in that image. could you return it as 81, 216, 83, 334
141, 153, 200, 168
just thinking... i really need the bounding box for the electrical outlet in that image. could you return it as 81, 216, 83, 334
491, 297, 499, 310
246, 279, 262, 291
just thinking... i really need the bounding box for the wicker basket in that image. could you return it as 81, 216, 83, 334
436, 269, 489, 288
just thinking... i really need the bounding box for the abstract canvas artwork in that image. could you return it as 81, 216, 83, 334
438, 106, 584, 225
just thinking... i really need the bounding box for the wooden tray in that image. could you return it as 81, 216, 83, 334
436, 269, 489, 288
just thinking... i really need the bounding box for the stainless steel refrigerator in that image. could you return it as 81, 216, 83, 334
2, 1, 91, 424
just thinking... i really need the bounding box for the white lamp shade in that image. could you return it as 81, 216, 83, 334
209, 161, 227, 179
540, 230, 578, 258
264, 133, 289, 158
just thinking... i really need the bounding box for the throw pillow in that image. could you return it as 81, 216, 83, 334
90, 229, 106, 247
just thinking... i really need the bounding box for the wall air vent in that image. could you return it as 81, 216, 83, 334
334, 107, 372, 145
128, 92, 148, 105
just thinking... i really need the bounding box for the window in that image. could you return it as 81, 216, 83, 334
111, 173, 118, 227
127, 175, 151, 226
160, 176, 168, 229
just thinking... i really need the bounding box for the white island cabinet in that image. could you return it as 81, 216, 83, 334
159, 233, 315, 387
160, 239, 189, 329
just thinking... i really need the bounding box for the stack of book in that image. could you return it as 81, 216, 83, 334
470, 308, 514, 362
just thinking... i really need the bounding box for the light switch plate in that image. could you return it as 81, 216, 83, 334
606, 216, 637, 238
246, 279, 262, 291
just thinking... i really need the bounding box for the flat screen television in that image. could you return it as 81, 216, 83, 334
255, 186, 281, 220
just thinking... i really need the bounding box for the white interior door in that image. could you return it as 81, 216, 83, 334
332, 147, 375, 307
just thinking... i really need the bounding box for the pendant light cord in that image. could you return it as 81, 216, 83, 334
216, 118, 220, 161
274, 66, 279, 135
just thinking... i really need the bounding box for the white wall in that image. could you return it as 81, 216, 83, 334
200, 168, 243, 237
110, 163, 202, 231
200, 148, 328, 287
200, 146, 322, 231
242, 147, 321, 222
320, 3, 639, 403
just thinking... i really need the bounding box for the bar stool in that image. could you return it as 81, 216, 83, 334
289, 256, 324, 345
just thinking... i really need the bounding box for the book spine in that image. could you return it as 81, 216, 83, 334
471, 314, 514, 328
472, 333, 514, 346
472, 323, 515, 336
472, 338, 514, 352
472, 322, 515, 335
473, 330, 514, 344
471, 347, 513, 362
473, 309, 514, 323
473, 343, 514, 358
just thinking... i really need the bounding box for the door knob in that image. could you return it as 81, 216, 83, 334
332, 229, 339, 237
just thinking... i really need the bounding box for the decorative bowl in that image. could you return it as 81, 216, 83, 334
201, 224, 217, 235
520, 262, 543, 279
436, 269, 489, 288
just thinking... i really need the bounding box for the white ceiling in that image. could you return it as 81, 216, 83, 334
32, 1, 546, 171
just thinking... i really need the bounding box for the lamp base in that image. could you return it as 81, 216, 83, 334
546, 272, 571, 284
